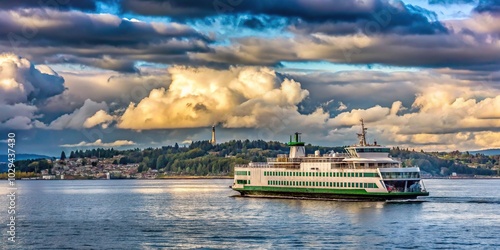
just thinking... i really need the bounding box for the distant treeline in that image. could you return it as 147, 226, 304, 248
11, 159, 52, 173
7, 140, 499, 176
393, 148, 498, 176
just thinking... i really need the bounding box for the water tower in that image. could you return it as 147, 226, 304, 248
210, 125, 216, 145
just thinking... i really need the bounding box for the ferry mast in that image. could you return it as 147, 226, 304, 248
357, 119, 368, 146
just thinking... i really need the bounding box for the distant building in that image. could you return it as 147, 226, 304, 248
42, 175, 56, 180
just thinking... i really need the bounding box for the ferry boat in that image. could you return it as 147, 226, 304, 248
231, 120, 429, 200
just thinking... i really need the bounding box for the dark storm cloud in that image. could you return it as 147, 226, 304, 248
45, 55, 139, 73
28, 68, 66, 103
124, 0, 397, 20
5, 40, 214, 72
290, 3, 447, 35
120, 0, 422, 22
240, 16, 265, 29
344, 35, 500, 69
193, 32, 500, 71
121, 0, 447, 35
428, 0, 475, 5
0, 0, 107, 11
282, 71, 419, 115
0, 8, 211, 72
0, 8, 208, 47
0, 1, 453, 71
433, 68, 500, 85
473, 0, 500, 13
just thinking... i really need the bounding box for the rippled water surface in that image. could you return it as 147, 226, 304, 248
1, 179, 499, 249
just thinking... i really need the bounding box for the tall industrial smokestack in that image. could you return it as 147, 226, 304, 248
211, 125, 216, 145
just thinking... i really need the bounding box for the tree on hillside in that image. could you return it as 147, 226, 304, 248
137, 164, 144, 173
60, 151, 66, 160
119, 157, 129, 165
156, 155, 166, 169
28, 162, 39, 173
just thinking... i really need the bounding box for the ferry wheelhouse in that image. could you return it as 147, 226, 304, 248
231, 120, 429, 200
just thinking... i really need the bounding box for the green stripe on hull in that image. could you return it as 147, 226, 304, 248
233, 185, 429, 200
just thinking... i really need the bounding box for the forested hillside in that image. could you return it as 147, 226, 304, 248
64, 140, 345, 175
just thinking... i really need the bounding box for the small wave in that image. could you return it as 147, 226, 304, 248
466, 199, 500, 204
236, 235, 268, 240
422, 197, 500, 204
141, 229, 166, 233
385, 199, 426, 204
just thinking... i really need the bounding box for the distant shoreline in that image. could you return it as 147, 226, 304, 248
156, 176, 233, 179
423, 177, 500, 180
4, 176, 499, 180
0, 176, 234, 180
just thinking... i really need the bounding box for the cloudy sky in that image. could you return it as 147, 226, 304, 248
1, 0, 500, 155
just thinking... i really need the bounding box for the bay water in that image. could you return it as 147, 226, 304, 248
1, 179, 499, 249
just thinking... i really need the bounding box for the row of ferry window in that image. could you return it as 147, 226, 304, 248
355, 148, 391, 153
263, 171, 379, 178
268, 180, 378, 188
235, 171, 250, 176
380, 172, 420, 179
237, 180, 250, 184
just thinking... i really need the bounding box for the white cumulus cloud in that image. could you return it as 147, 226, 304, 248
46, 99, 109, 130
83, 110, 115, 129
0, 53, 65, 129
60, 139, 136, 148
